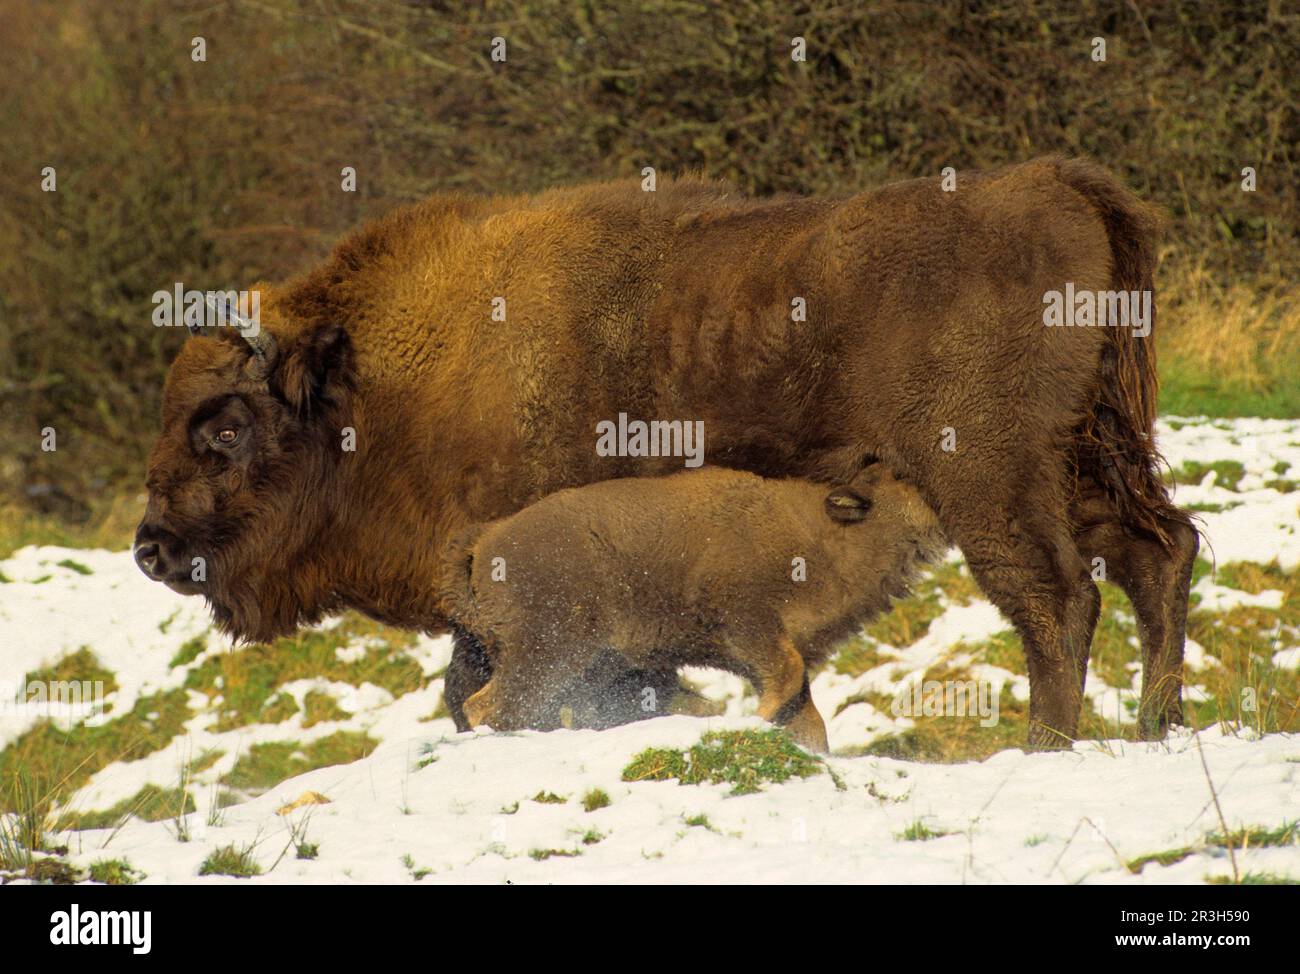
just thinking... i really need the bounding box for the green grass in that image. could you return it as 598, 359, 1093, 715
897, 819, 952, 841
88, 858, 144, 884
183, 617, 426, 732
622, 729, 823, 796
531, 790, 566, 805
1, 770, 55, 872
0, 687, 191, 815
400, 853, 431, 879
0, 502, 137, 562
220, 732, 379, 795
1208, 873, 1300, 885
1186, 501, 1244, 513
169, 634, 207, 668
1207, 821, 1299, 849
1184, 562, 1300, 736
1164, 459, 1247, 492
1127, 846, 1196, 873
529, 847, 580, 861
55, 558, 93, 575
259, 692, 300, 724
1086, 585, 1142, 691
1159, 368, 1300, 420
64, 783, 195, 830
192, 748, 224, 774
1128, 822, 1298, 876
17, 857, 84, 884
851, 662, 1030, 763
966, 629, 1025, 675
302, 690, 349, 728
22, 647, 119, 699
198, 843, 262, 878
581, 788, 610, 812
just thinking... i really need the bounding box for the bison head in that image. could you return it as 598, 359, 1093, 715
135, 311, 354, 642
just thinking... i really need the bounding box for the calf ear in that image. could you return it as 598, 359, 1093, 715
826, 489, 871, 522
274, 323, 353, 416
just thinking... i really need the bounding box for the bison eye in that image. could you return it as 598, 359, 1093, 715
215, 428, 239, 445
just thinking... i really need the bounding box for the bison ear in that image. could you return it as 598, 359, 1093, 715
273, 323, 353, 415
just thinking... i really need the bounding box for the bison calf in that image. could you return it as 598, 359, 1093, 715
440, 465, 946, 752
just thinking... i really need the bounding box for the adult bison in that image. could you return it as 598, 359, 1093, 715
135, 156, 1197, 748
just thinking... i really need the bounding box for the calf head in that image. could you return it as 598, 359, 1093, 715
828, 464, 946, 552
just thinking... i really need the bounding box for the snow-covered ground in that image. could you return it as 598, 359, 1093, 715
60, 720, 1300, 885
1, 417, 1297, 884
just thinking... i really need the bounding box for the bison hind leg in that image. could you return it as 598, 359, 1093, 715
1073, 490, 1199, 739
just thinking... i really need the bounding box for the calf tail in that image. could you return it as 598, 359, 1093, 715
1054, 157, 1193, 546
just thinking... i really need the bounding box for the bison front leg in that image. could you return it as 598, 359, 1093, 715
943, 491, 1100, 750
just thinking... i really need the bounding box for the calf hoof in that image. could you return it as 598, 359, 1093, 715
464, 681, 501, 729
781, 708, 830, 755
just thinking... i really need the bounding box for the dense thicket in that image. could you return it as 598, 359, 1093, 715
1, 0, 1295, 510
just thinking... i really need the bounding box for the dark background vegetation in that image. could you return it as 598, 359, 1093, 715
1, 0, 1297, 528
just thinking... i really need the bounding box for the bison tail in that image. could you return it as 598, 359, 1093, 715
438, 523, 488, 632
1054, 157, 1193, 546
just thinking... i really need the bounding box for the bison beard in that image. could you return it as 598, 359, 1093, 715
138, 155, 1198, 748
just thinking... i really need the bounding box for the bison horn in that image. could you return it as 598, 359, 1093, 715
198, 294, 278, 380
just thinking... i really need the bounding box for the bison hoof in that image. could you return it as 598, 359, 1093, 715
1137, 703, 1183, 741
1026, 720, 1076, 751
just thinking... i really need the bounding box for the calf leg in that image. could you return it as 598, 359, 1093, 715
445, 626, 704, 731
464, 678, 503, 729
1073, 491, 1199, 738
480, 635, 598, 732
443, 625, 493, 732
744, 634, 829, 753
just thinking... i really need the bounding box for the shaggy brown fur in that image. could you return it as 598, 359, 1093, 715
440, 466, 945, 751
137, 155, 1197, 747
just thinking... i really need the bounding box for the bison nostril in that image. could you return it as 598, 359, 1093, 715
134, 542, 161, 578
